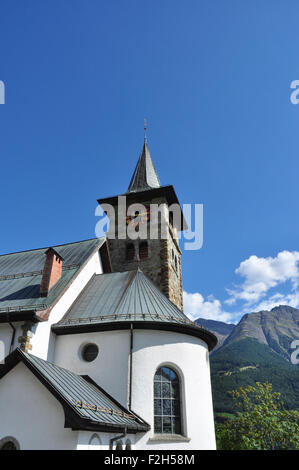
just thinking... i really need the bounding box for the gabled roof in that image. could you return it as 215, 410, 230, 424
0, 348, 149, 433
127, 141, 160, 193
52, 269, 217, 351
0, 238, 106, 322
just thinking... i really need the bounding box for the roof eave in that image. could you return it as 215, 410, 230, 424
52, 320, 218, 351
97, 185, 188, 231
0, 310, 40, 324
0, 349, 149, 434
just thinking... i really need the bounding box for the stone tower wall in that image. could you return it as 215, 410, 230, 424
107, 196, 183, 310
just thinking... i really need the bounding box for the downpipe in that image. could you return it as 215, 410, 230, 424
9, 322, 16, 353
109, 427, 127, 450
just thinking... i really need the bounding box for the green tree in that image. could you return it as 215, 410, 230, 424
216, 382, 299, 450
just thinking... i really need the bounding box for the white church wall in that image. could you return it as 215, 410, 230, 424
54, 327, 216, 450
0, 363, 77, 450
76, 431, 135, 450
54, 329, 130, 407
0, 324, 15, 361
132, 330, 216, 450
30, 249, 103, 362
0, 322, 24, 362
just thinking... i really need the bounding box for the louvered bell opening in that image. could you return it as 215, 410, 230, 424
139, 241, 148, 260
126, 243, 135, 261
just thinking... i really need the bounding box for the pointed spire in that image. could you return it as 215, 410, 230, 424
127, 128, 161, 193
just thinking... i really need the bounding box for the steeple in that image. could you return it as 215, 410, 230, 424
127, 140, 161, 193
97, 131, 186, 310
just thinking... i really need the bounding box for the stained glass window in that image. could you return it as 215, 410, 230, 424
154, 366, 181, 434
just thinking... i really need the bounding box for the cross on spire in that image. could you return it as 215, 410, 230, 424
144, 118, 147, 143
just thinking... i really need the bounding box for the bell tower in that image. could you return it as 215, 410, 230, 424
97, 136, 186, 310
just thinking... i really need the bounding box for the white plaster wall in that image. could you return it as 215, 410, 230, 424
30, 250, 103, 362
54, 328, 216, 450
54, 330, 130, 407
0, 363, 77, 450
132, 330, 216, 450
0, 324, 14, 362
0, 322, 23, 362
76, 431, 135, 450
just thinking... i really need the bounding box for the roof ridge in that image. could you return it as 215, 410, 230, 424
57, 273, 98, 324
139, 270, 189, 321
112, 270, 137, 314
0, 237, 104, 258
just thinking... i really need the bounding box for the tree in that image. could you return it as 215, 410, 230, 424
216, 382, 299, 450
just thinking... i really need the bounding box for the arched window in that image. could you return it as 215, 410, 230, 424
139, 241, 148, 260
154, 366, 181, 435
115, 440, 123, 450
88, 433, 101, 449
126, 243, 135, 261
0, 436, 19, 450
125, 439, 132, 450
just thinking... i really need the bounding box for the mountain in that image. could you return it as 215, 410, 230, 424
222, 305, 299, 361
196, 318, 235, 350
200, 305, 299, 420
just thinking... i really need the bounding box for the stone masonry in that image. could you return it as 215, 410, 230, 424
107, 196, 183, 310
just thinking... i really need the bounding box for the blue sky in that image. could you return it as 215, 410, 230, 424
1, 1, 299, 323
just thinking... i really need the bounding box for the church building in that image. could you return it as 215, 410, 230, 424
0, 137, 217, 450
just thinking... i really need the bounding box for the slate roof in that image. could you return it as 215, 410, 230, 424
52, 269, 217, 351
127, 141, 161, 192
0, 238, 105, 319
0, 348, 149, 433
97, 140, 187, 230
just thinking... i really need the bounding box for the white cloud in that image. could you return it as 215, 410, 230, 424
226, 251, 299, 306
253, 291, 299, 312
184, 250, 299, 325
183, 291, 234, 323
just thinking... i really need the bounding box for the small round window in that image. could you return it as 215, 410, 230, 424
82, 343, 99, 362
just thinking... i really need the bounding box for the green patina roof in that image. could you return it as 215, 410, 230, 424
0, 348, 149, 432
54, 269, 191, 327
0, 238, 105, 316
53, 269, 217, 350
127, 141, 161, 193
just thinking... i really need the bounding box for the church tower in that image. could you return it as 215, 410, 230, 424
97, 136, 186, 310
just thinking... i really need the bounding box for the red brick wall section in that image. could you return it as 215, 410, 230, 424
40, 249, 63, 296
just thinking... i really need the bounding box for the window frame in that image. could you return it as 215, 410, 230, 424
153, 365, 183, 436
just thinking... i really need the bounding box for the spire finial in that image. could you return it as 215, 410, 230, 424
144, 118, 147, 143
